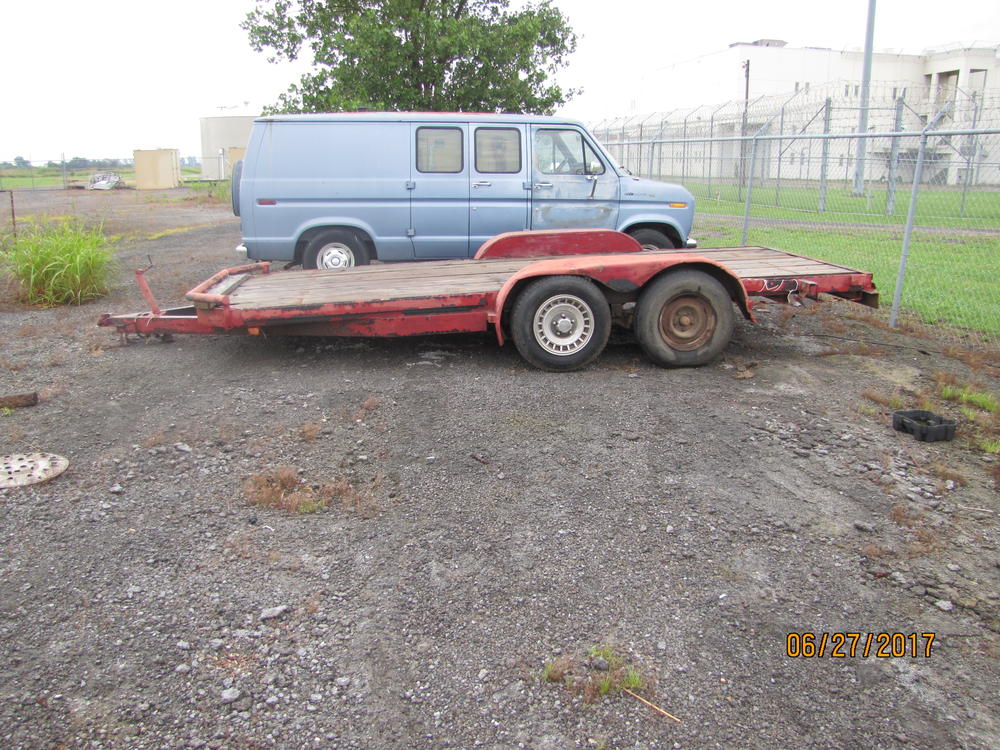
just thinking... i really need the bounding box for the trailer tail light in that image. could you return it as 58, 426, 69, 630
257, 199, 277, 206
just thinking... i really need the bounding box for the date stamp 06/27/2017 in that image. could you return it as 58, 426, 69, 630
786, 632, 936, 659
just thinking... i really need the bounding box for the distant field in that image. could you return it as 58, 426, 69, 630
0, 166, 204, 189
697, 216, 1000, 336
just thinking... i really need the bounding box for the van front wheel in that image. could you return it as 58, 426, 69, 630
303, 230, 370, 270
627, 228, 679, 250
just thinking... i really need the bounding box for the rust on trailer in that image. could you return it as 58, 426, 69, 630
489, 252, 752, 345
134, 266, 163, 316
474, 228, 641, 260
98, 231, 878, 348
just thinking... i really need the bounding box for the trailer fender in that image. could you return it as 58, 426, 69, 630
491, 255, 753, 346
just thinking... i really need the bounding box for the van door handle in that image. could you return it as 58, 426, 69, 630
533, 182, 553, 190
472, 181, 492, 188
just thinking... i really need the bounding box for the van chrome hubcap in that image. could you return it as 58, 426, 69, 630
317, 243, 355, 269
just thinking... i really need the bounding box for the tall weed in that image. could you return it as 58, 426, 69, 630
2, 220, 116, 305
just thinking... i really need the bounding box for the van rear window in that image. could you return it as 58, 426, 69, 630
475, 128, 521, 174
416, 127, 463, 173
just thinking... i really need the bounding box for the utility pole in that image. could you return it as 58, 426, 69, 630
852, 0, 877, 195
739, 59, 750, 198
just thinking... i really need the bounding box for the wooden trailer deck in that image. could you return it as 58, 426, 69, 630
193, 246, 873, 313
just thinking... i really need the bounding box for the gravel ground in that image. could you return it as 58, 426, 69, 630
1, 189, 998, 749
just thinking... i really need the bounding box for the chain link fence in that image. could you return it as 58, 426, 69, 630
593, 83, 1000, 352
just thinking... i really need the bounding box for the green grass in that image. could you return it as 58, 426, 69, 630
940, 385, 999, 413
184, 180, 231, 203
1, 220, 117, 305
696, 218, 1000, 335
678, 179, 1000, 230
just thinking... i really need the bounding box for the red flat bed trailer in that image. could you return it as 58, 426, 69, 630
99, 230, 877, 371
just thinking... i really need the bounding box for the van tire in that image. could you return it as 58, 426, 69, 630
303, 230, 370, 270
628, 228, 678, 250
510, 276, 610, 372
634, 270, 734, 367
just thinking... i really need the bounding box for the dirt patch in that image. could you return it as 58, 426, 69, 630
1, 190, 998, 749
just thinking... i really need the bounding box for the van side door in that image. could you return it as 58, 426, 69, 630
529, 126, 619, 231
469, 125, 529, 254
410, 123, 471, 258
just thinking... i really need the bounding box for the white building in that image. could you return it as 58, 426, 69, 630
598, 40, 1000, 187
640, 39, 999, 113
199, 116, 257, 180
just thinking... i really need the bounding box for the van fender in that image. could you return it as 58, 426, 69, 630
490, 255, 752, 345
293, 218, 378, 261
617, 215, 687, 242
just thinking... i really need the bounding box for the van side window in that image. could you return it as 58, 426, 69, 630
474, 128, 522, 173
416, 127, 463, 173
534, 129, 606, 176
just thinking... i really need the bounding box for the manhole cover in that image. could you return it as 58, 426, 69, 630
0, 453, 69, 488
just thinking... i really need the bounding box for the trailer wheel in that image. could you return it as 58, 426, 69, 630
635, 270, 734, 367
628, 228, 678, 250
510, 276, 610, 372
303, 230, 370, 270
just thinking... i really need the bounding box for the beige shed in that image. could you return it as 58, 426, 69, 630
133, 149, 181, 190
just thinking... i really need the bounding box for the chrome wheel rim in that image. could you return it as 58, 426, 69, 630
316, 243, 355, 269
532, 294, 594, 356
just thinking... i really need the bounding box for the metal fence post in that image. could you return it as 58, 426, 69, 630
647, 121, 660, 178
775, 104, 785, 206
886, 97, 904, 216
960, 91, 981, 218
741, 126, 765, 245
617, 117, 626, 166
657, 116, 665, 179
890, 105, 952, 328
818, 98, 832, 212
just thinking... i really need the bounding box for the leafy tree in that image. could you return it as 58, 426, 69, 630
244, 0, 577, 114
13, 156, 31, 168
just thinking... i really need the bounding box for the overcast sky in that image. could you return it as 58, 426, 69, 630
2, 0, 997, 161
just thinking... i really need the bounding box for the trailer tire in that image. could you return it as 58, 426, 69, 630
303, 230, 370, 270
628, 228, 678, 250
510, 276, 610, 372
635, 270, 734, 367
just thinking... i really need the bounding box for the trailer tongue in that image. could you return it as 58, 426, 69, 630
99, 229, 877, 372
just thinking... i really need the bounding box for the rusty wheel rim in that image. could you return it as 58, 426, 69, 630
658, 294, 716, 351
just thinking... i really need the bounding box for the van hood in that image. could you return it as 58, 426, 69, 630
620, 175, 694, 203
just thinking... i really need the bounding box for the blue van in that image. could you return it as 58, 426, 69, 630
232, 112, 696, 269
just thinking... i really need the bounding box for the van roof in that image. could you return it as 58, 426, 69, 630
255, 112, 586, 127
